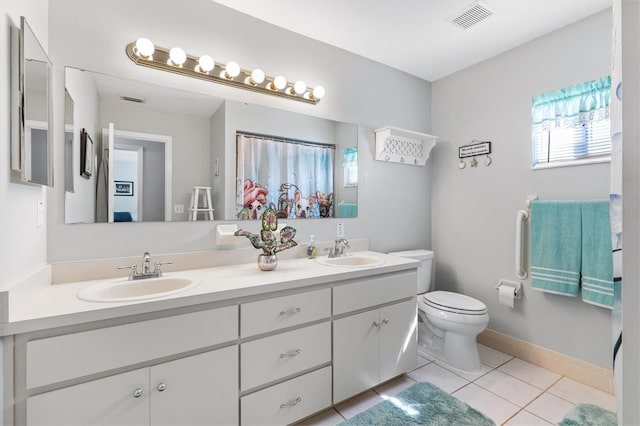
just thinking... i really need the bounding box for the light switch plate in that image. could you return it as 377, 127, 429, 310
336, 222, 345, 238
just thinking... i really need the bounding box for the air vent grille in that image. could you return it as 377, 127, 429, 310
449, 1, 493, 30
120, 95, 145, 103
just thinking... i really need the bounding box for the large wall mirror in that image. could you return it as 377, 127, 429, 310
63, 67, 358, 224
11, 16, 53, 186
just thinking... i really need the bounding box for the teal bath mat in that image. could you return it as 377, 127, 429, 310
340, 382, 495, 426
558, 403, 617, 426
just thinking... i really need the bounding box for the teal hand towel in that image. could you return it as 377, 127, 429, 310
530, 200, 581, 296
581, 201, 614, 309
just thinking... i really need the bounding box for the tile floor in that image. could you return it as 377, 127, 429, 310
297, 344, 616, 425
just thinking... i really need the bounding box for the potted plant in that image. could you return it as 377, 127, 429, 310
234, 208, 298, 270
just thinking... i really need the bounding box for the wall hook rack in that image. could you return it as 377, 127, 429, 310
458, 140, 492, 169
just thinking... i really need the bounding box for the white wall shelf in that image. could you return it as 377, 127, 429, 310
374, 127, 438, 166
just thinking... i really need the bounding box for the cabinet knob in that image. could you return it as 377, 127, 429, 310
279, 349, 302, 359
280, 396, 302, 408
279, 307, 302, 316
133, 388, 143, 398
157, 383, 167, 392
373, 321, 381, 328
382, 318, 390, 325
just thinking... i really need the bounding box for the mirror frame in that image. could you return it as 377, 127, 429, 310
11, 16, 53, 186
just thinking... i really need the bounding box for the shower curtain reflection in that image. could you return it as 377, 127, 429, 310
236, 133, 335, 220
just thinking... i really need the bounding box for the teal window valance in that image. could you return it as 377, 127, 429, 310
532, 76, 611, 131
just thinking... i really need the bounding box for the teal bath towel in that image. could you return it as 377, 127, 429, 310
530, 200, 582, 296
581, 201, 614, 309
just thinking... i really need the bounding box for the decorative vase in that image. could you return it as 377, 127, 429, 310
257, 253, 278, 271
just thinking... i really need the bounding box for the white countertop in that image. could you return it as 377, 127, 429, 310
2, 251, 418, 336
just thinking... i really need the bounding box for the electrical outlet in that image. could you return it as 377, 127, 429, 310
174, 204, 184, 214
336, 222, 345, 238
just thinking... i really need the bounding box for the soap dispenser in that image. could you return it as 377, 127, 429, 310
307, 235, 317, 259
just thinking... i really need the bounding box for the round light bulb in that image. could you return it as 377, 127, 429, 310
169, 47, 186, 66
251, 69, 265, 85
312, 85, 325, 99
198, 55, 215, 73
293, 81, 307, 95
225, 61, 240, 78
135, 38, 155, 58
273, 75, 287, 90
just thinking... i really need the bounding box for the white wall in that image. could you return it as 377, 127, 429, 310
621, 0, 640, 422
64, 67, 98, 223
431, 10, 613, 368
0, 1, 48, 291
47, 0, 432, 261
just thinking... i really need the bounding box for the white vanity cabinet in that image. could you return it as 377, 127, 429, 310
332, 271, 418, 403
18, 306, 239, 426
239, 288, 333, 425
26, 346, 238, 426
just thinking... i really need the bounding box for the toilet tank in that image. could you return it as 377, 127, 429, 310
388, 249, 434, 294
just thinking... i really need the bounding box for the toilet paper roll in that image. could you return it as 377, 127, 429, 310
499, 285, 515, 308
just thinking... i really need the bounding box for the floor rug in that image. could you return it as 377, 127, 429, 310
558, 403, 617, 426
339, 382, 495, 426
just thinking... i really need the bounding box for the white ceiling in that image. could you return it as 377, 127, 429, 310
214, 0, 611, 81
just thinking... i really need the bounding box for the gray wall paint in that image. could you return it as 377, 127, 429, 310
47, 0, 432, 261
431, 10, 613, 368
0, 1, 48, 290
622, 1, 640, 422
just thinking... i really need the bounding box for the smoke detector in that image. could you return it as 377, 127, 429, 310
448, 1, 493, 30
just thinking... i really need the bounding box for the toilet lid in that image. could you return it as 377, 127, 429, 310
422, 291, 487, 315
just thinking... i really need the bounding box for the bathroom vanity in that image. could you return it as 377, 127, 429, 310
0, 251, 417, 425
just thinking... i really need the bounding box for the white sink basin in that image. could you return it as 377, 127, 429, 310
315, 254, 385, 268
78, 275, 201, 303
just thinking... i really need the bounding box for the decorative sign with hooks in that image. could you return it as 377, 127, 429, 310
458, 140, 492, 169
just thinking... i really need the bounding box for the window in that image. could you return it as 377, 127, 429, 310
343, 146, 358, 187
532, 76, 611, 168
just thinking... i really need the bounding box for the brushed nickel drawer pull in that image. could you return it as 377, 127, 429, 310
279, 307, 302, 316
280, 396, 302, 408
133, 388, 143, 398
279, 349, 302, 359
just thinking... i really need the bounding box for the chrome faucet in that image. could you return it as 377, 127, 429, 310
329, 239, 350, 258
118, 252, 173, 280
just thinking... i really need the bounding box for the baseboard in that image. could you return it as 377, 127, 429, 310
478, 328, 614, 395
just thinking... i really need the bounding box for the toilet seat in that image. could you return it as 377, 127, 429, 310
421, 291, 487, 316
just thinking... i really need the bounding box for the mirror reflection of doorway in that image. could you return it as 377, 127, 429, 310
101, 126, 172, 222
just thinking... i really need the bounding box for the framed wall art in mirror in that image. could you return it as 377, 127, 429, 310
80, 128, 93, 179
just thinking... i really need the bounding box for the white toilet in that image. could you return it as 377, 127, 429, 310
389, 249, 489, 373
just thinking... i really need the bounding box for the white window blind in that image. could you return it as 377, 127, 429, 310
532, 76, 611, 168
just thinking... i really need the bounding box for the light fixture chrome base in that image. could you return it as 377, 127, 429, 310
126, 42, 321, 105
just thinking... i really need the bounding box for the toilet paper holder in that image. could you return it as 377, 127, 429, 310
495, 279, 522, 299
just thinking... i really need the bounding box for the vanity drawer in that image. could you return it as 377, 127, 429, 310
241, 288, 330, 337
241, 366, 331, 426
26, 306, 238, 389
333, 270, 416, 315
241, 321, 330, 391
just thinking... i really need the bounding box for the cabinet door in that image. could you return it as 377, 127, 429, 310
333, 309, 380, 403
26, 368, 149, 426
150, 346, 239, 426
379, 299, 417, 383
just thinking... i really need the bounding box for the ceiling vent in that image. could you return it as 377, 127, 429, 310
120, 95, 145, 104
448, 1, 493, 30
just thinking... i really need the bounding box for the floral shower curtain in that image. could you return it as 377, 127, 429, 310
236, 133, 335, 219
610, 0, 622, 420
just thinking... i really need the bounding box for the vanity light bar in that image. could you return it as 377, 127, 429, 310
125, 39, 325, 105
